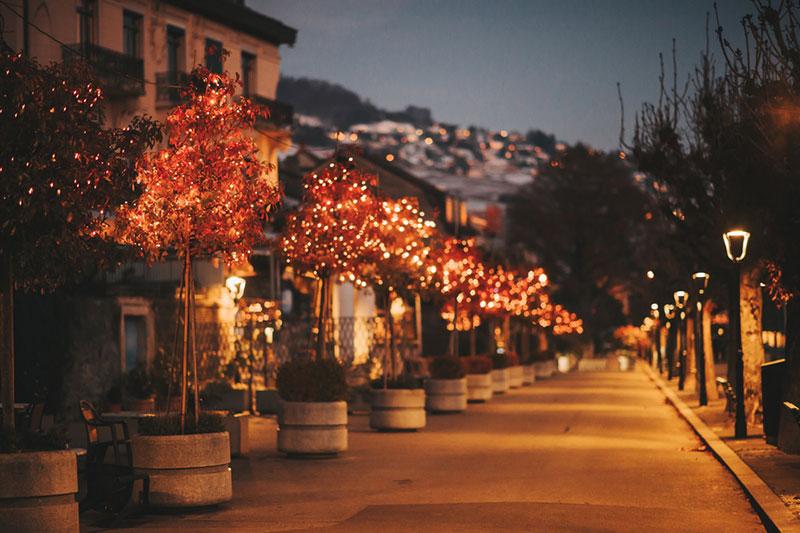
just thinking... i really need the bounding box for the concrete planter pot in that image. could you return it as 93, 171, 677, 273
277, 401, 348, 456
225, 413, 250, 457
425, 378, 467, 413
0, 450, 78, 532
370, 389, 426, 431
508, 365, 524, 388
131, 432, 232, 508
522, 364, 536, 385
466, 373, 493, 402
491, 368, 510, 394
534, 360, 556, 378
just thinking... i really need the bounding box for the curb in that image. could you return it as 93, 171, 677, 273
642, 364, 798, 532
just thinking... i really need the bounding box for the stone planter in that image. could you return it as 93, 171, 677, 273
466, 373, 493, 402
534, 360, 556, 378
277, 401, 348, 455
131, 432, 232, 508
0, 450, 78, 532
225, 413, 250, 457
522, 364, 536, 385
370, 389, 426, 431
508, 365, 524, 388
425, 378, 467, 413
491, 368, 510, 394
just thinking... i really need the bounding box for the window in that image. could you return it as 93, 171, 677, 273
167, 25, 185, 73
205, 38, 223, 74
77, 0, 97, 46
124, 315, 147, 371
241, 51, 256, 96
123, 10, 143, 58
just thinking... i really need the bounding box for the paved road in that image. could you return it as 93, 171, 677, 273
108, 368, 764, 532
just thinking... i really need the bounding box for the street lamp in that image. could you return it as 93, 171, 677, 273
225, 275, 247, 303
673, 290, 689, 390
692, 272, 711, 406
663, 304, 676, 379
723, 229, 750, 438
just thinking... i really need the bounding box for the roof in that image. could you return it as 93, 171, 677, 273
164, 0, 297, 47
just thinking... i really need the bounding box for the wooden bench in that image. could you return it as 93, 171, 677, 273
716, 377, 736, 414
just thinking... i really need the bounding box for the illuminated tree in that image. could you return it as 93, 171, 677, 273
365, 196, 436, 382
0, 50, 160, 430
116, 65, 278, 431
281, 157, 380, 360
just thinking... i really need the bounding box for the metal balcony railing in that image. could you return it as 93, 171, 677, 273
155, 71, 189, 107
62, 43, 144, 97
251, 95, 294, 129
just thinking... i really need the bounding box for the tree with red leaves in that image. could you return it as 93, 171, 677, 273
0, 50, 160, 430
116, 65, 278, 431
281, 156, 379, 360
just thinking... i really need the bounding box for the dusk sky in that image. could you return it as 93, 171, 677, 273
255, 0, 752, 150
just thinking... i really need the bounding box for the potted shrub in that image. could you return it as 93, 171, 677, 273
462, 355, 493, 402
370, 374, 426, 431
0, 428, 78, 531
425, 356, 467, 413
123, 367, 155, 413
132, 412, 230, 507
276, 358, 348, 456
490, 353, 512, 394
505, 352, 524, 388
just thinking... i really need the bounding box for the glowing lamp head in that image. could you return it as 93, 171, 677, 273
663, 304, 676, 320
691, 271, 710, 294
673, 290, 688, 309
723, 229, 750, 263
225, 276, 246, 302
646, 270, 655, 280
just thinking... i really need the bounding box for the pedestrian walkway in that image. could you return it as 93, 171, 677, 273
101, 368, 765, 532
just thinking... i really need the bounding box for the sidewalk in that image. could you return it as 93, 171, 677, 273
645, 363, 800, 526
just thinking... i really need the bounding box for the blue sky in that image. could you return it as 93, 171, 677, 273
254, 0, 752, 150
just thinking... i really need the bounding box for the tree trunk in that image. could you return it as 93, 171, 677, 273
316, 275, 329, 360
778, 298, 800, 453
741, 263, 765, 425
702, 300, 719, 401
666, 320, 676, 380
180, 251, 190, 434
469, 323, 477, 356
537, 330, 548, 354
1, 253, 14, 431
189, 260, 200, 429
386, 287, 397, 380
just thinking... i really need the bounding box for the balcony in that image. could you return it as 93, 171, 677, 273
62, 43, 144, 98
251, 95, 294, 130
156, 71, 189, 108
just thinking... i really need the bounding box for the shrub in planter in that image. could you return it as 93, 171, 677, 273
123, 367, 155, 412
462, 355, 493, 375
275, 358, 348, 455
132, 412, 231, 507
0, 428, 77, 531
370, 373, 426, 430
425, 357, 467, 413
201, 380, 248, 413
462, 356, 493, 402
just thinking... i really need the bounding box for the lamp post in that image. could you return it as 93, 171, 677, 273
663, 304, 676, 379
691, 272, 710, 406
650, 303, 661, 372
673, 290, 689, 390
723, 229, 751, 439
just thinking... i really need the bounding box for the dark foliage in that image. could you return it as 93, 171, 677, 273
370, 373, 423, 389
0, 427, 68, 453
123, 367, 154, 400
428, 356, 466, 379
138, 412, 225, 436
461, 355, 493, 374
491, 352, 518, 369
276, 358, 348, 402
